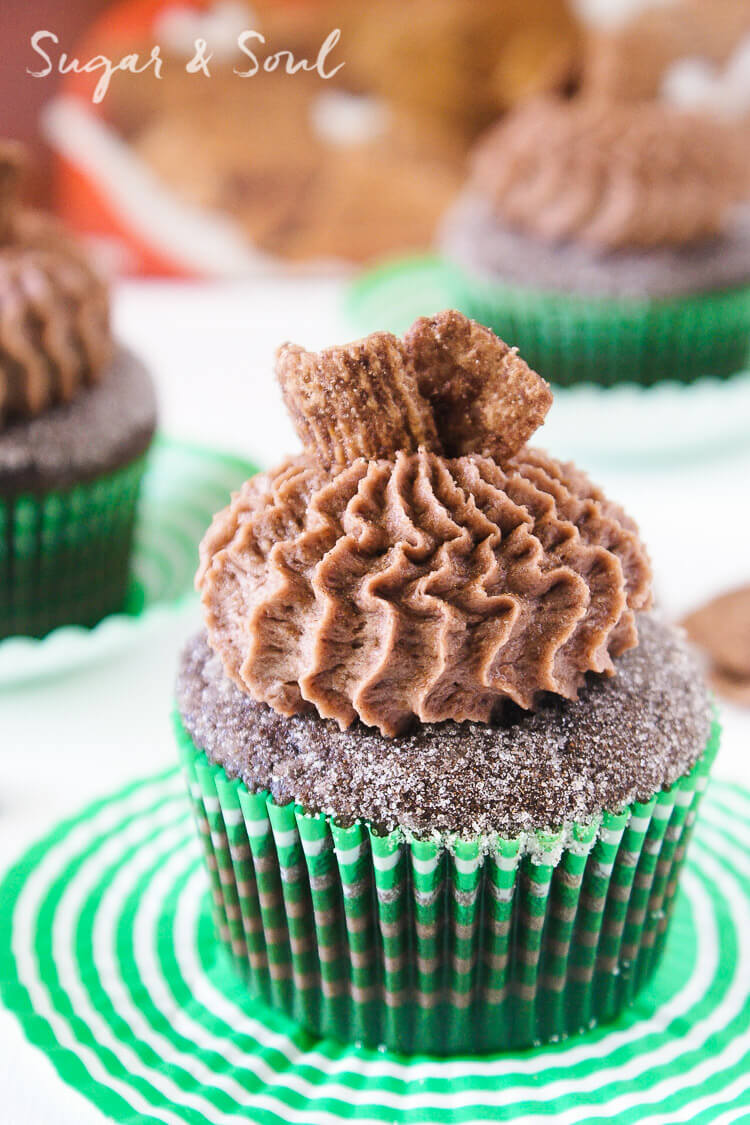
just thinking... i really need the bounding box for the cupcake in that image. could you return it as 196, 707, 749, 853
175, 310, 716, 1054
0, 143, 157, 638
441, 97, 750, 387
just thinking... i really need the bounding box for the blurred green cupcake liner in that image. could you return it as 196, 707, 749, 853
175, 713, 719, 1056
0, 453, 149, 639
454, 274, 750, 388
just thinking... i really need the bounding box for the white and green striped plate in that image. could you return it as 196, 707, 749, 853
1, 770, 748, 1123
0, 437, 256, 686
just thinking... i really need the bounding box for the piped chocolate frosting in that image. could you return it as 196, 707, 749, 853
470, 97, 749, 250
198, 312, 652, 738
0, 143, 112, 427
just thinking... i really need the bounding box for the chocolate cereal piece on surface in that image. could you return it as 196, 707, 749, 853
176, 311, 716, 1055
710, 667, 750, 707
682, 585, 750, 705
0, 143, 157, 638
404, 309, 552, 460
682, 585, 750, 680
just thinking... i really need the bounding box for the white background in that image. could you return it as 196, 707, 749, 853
0, 277, 748, 1123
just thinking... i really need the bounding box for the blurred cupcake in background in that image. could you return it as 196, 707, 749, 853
45, 0, 582, 276
0, 143, 157, 639
441, 97, 750, 388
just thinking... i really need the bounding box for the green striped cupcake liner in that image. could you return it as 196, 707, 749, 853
451, 273, 750, 390
174, 713, 720, 1056
0, 454, 150, 639
344, 256, 750, 389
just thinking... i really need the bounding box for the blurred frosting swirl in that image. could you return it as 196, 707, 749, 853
470, 97, 749, 250
198, 312, 652, 738
0, 143, 112, 427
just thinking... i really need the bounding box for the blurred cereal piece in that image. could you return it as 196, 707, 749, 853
709, 667, 750, 707
682, 585, 750, 706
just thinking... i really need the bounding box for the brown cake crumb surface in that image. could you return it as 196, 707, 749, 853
442, 191, 750, 299
0, 348, 157, 494
176, 612, 711, 840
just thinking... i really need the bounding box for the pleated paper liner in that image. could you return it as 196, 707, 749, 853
451, 274, 750, 390
0, 454, 148, 641
0, 437, 258, 686
2, 762, 748, 1124
344, 255, 750, 463
175, 713, 720, 1056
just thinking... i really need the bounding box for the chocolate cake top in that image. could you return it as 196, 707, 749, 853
0, 348, 157, 494
0, 142, 113, 428
441, 191, 750, 299
176, 613, 711, 839
197, 311, 652, 738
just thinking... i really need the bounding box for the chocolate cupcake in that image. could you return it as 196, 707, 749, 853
175, 311, 716, 1054
441, 97, 750, 387
0, 144, 157, 638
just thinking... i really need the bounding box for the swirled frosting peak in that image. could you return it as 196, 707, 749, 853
0, 143, 113, 427
198, 311, 652, 737
470, 97, 749, 250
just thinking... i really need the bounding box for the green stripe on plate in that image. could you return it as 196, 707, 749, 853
0, 774, 748, 1122
0, 437, 259, 686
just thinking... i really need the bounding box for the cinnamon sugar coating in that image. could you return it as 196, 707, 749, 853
177, 613, 710, 838
405, 310, 551, 461
471, 97, 749, 250
0, 144, 112, 427
276, 333, 439, 471
277, 311, 551, 469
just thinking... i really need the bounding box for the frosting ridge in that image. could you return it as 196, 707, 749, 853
0, 144, 112, 426
199, 446, 650, 737
470, 97, 749, 249
198, 312, 651, 737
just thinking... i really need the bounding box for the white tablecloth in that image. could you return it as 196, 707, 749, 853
1, 277, 748, 1124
